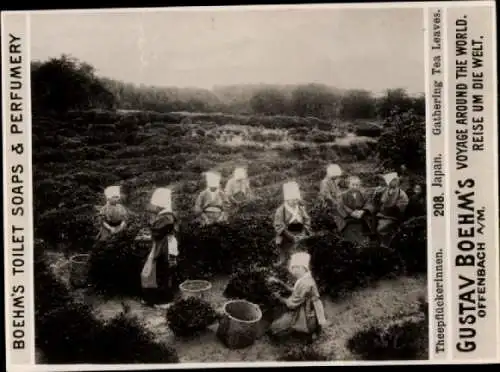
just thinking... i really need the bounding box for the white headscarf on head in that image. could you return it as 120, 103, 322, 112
104, 185, 121, 200
233, 167, 247, 180
326, 164, 342, 178
289, 252, 311, 271
150, 187, 172, 212
382, 172, 399, 186
283, 181, 301, 201
205, 171, 221, 188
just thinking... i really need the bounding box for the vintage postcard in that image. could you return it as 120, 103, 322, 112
2, 2, 498, 371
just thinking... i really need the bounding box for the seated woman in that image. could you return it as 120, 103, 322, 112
319, 163, 346, 232
267, 252, 329, 344
405, 183, 426, 220
337, 176, 374, 247
224, 167, 252, 207
370, 172, 409, 248
141, 187, 180, 308
194, 171, 230, 226
273, 181, 312, 267
96, 185, 130, 241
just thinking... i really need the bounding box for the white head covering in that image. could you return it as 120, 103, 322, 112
104, 185, 121, 200
205, 171, 221, 187
234, 167, 247, 180
326, 164, 342, 177
283, 181, 301, 201
382, 172, 399, 186
289, 252, 311, 271
150, 187, 172, 211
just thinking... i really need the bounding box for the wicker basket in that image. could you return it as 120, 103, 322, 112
216, 300, 263, 349
179, 280, 212, 301
69, 254, 90, 288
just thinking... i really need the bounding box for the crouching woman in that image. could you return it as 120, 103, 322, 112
141, 187, 179, 308
267, 252, 329, 343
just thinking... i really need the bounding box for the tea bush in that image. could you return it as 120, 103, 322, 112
302, 233, 402, 299
223, 265, 292, 309
277, 343, 330, 361
93, 313, 180, 363
35, 244, 179, 364
346, 317, 428, 360
390, 216, 427, 275
87, 227, 147, 298
166, 297, 218, 337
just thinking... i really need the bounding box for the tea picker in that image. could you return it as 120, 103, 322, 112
266, 252, 329, 344
273, 181, 312, 268
140, 187, 179, 309
194, 171, 230, 226
96, 185, 130, 241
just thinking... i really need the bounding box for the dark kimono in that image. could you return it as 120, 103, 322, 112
370, 187, 409, 248
224, 177, 252, 206
194, 189, 230, 226
405, 193, 426, 220
141, 211, 179, 305
337, 189, 374, 246
273, 203, 312, 266
319, 176, 345, 231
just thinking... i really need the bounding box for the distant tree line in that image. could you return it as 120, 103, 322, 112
32, 55, 425, 120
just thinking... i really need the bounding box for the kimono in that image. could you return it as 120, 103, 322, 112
405, 193, 426, 220
337, 188, 374, 246
399, 174, 412, 194
270, 271, 326, 336
96, 203, 129, 241
141, 211, 179, 305
319, 176, 345, 230
224, 177, 252, 206
370, 187, 409, 248
273, 203, 312, 266
194, 189, 229, 226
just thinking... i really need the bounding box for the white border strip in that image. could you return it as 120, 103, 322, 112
26, 12, 35, 365
2, 11, 13, 369
442, 5, 453, 362
2, 1, 497, 370
423, 4, 433, 360
0, 1, 495, 16
491, 3, 500, 362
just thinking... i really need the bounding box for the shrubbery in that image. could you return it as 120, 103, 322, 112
176, 215, 277, 281
36, 205, 98, 253
35, 244, 179, 364
223, 265, 292, 309
166, 297, 218, 337
390, 216, 427, 275
87, 226, 147, 298
302, 233, 402, 299
377, 109, 425, 171
347, 316, 428, 360
278, 343, 330, 361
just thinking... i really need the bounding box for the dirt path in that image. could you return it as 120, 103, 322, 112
89, 275, 426, 362
47, 251, 426, 362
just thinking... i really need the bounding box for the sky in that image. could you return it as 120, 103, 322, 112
30, 6, 425, 95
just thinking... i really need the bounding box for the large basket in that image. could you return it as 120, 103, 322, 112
69, 254, 90, 288
179, 280, 212, 301
216, 300, 263, 349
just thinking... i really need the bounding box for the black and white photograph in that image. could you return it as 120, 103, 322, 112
30, 5, 430, 364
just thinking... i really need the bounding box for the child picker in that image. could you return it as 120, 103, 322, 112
141, 187, 180, 309
267, 252, 329, 343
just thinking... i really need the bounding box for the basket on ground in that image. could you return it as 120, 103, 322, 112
69, 254, 90, 288
217, 300, 263, 349
179, 280, 212, 300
